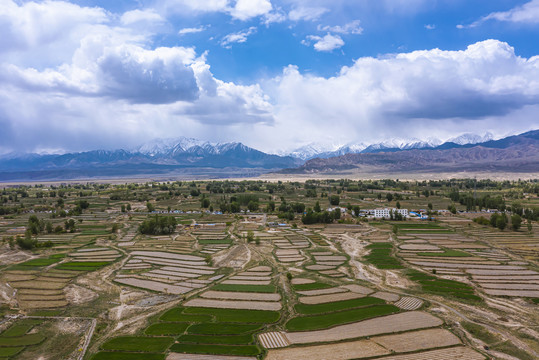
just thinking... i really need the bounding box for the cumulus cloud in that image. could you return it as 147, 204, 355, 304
318, 20, 363, 35
0, 0, 109, 68
424, 24, 435, 30
221, 27, 257, 48
0, 0, 274, 153
96, 46, 200, 104
120, 9, 164, 25
179, 26, 208, 35
463, 0, 539, 28
230, 0, 273, 20
266, 40, 539, 150
289, 6, 328, 21
159, 0, 229, 13
159, 0, 272, 20
303, 34, 344, 52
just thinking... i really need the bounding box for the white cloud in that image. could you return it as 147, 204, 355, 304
0, 0, 109, 67
289, 6, 328, 21
303, 34, 344, 52
230, 0, 273, 20
263, 8, 287, 25
265, 40, 539, 150
120, 9, 164, 25
465, 0, 539, 27
179, 26, 208, 35
159, 0, 229, 13
221, 27, 257, 48
318, 20, 363, 35
424, 24, 435, 30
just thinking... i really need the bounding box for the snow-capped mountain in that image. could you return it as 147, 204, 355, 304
285, 134, 499, 160
284, 142, 357, 160
448, 132, 494, 145
287, 138, 442, 160
135, 137, 207, 156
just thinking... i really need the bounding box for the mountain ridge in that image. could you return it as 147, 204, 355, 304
0, 130, 536, 181
281, 130, 539, 175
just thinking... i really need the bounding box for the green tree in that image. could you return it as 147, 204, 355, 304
353, 206, 360, 217
247, 201, 259, 212
333, 208, 341, 220
146, 202, 155, 212
396, 201, 401, 209
246, 230, 255, 243
17, 230, 37, 250
45, 221, 53, 234
490, 213, 499, 227
201, 198, 211, 208
139, 215, 177, 235
314, 201, 321, 213
386, 193, 394, 202
496, 214, 507, 231
329, 195, 340, 206
510, 214, 522, 231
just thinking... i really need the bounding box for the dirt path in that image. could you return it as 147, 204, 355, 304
78, 318, 96, 360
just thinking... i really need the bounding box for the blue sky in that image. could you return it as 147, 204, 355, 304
0, 0, 538, 154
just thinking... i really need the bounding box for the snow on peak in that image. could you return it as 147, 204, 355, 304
136, 137, 207, 156
448, 132, 494, 145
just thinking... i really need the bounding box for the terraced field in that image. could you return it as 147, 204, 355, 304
1, 180, 537, 360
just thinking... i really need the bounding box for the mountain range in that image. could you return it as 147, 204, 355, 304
285, 132, 494, 160
281, 130, 539, 175
0, 131, 535, 181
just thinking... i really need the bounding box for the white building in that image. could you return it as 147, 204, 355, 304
372, 208, 408, 218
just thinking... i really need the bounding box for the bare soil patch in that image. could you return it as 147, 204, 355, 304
299, 292, 365, 304
369, 346, 485, 360
64, 284, 98, 305
373, 328, 459, 353
286, 311, 443, 344
201, 291, 281, 301
265, 339, 389, 360
184, 298, 281, 311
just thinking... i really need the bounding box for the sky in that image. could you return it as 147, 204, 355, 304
1, 0, 539, 155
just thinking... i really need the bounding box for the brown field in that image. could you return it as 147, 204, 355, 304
299, 292, 364, 304
372, 328, 460, 353
369, 346, 485, 360
184, 298, 282, 311
286, 311, 443, 344
200, 291, 281, 301
265, 339, 389, 360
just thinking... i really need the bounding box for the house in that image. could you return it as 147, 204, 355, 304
372, 208, 408, 218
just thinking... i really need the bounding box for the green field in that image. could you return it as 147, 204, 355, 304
169, 343, 260, 356
295, 297, 385, 315
187, 323, 262, 335
101, 336, 174, 352
364, 243, 404, 269
285, 305, 400, 331
0, 333, 45, 346
92, 353, 165, 360
144, 322, 190, 336
292, 282, 332, 291
407, 270, 482, 302
183, 308, 280, 323
159, 309, 212, 323
0, 346, 24, 357
178, 334, 254, 345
